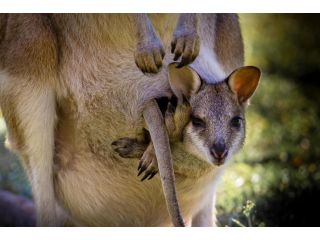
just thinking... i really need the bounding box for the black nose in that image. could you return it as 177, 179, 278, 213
211, 140, 228, 159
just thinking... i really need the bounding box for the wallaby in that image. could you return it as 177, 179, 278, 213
0, 14, 248, 226
112, 64, 260, 182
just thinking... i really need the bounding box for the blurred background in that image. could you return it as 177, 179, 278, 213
0, 14, 320, 226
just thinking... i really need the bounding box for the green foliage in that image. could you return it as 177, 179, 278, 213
0, 124, 31, 198
231, 200, 256, 227
217, 73, 320, 226
217, 14, 320, 227
240, 14, 320, 79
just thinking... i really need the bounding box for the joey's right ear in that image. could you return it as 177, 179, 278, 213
168, 63, 202, 103
228, 66, 261, 104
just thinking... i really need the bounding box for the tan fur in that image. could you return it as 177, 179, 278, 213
0, 14, 244, 226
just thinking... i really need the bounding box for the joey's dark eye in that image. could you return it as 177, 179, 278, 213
191, 115, 206, 128
230, 116, 243, 128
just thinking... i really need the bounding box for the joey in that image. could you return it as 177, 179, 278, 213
112, 63, 261, 179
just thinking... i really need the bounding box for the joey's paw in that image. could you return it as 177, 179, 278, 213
137, 148, 158, 181
171, 32, 200, 68
134, 41, 165, 74
111, 138, 146, 158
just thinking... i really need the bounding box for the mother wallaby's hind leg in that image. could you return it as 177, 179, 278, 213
0, 14, 61, 226
0, 79, 59, 226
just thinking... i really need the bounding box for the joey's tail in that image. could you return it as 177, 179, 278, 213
143, 100, 185, 227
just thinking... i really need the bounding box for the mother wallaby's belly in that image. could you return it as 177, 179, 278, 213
53, 94, 217, 226
53, 70, 218, 226
54, 148, 217, 226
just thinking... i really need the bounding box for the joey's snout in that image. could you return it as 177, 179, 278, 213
210, 140, 228, 166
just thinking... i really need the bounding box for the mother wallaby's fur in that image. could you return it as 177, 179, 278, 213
0, 14, 244, 226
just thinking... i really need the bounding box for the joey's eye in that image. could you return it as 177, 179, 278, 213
191, 115, 206, 128
230, 116, 243, 128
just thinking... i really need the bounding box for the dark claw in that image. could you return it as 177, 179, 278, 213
160, 48, 165, 58
177, 57, 192, 68
174, 51, 182, 61
137, 161, 142, 171
147, 171, 157, 180
140, 173, 149, 181
141, 170, 157, 182
137, 165, 147, 176
171, 41, 176, 54
191, 54, 197, 63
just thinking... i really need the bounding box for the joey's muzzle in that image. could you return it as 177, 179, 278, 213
210, 140, 228, 165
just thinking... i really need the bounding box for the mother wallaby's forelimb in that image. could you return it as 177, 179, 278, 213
143, 100, 185, 227
133, 14, 165, 74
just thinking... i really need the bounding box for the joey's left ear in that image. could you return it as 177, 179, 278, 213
227, 66, 261, 103
168, 63, 202, 104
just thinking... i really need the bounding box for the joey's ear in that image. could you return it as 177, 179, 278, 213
228, 66, 261, 103
168, 63, 201, 103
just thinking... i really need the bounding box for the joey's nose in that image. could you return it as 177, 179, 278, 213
210, 141, 228, 160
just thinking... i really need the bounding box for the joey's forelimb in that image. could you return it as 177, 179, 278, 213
142, 100, 185, 227
112, 100, 177, 181
137, 101, 176, 180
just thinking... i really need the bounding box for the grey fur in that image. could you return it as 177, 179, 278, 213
143, 100, 184, 226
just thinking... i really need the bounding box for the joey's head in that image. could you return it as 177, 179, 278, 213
168, 63, 260, 166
